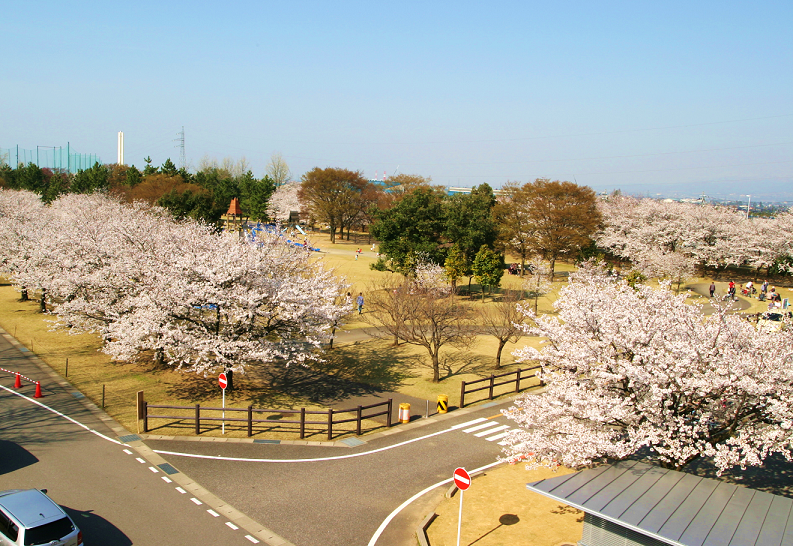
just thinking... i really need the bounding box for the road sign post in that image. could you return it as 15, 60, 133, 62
219, 373, 228, 434
453, 467, 471, 546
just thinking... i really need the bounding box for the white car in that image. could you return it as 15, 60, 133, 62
0, 489, 82, 546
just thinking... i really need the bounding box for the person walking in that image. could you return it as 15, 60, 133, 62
728, 281, 736, 300
709, 281, 716, 298
356, 293, 364, 314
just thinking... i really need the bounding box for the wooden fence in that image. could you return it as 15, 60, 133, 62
142, 398, 393, 440
459, 365, 542, 408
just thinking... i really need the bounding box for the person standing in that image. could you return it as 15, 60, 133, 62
709, 281, 716, 298
728, 281, 736, 300
357, 293, 364, 314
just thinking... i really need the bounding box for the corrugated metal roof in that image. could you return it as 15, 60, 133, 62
526, 461, 793, 546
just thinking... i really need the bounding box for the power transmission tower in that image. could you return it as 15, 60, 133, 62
174, 126, 186, 170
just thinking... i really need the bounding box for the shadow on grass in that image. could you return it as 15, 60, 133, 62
252, 341, 416, 405
162, 340, 416, 408
416, 352, 493, 382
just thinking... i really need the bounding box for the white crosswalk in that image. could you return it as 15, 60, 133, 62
453, 417, 514, 443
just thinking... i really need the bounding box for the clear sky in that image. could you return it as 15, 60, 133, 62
3, 1, 791, 200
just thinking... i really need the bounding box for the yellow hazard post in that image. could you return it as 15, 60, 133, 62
399, 403, 411, 423
437, 394, 448, 414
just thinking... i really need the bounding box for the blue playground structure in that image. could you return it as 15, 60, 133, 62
245, 222, 320, 252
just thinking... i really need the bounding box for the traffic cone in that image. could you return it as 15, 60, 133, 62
34, 381, 42, 398
14, 373, 21, 389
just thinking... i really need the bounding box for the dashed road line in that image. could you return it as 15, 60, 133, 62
245, 535, 260, 543
135, 457, 146, 464
176, 487, 187, 494
207, 509, 220, 517
148, 466, 159, 473
226, 522, 240, 530
161, 476, 172, 483
123, 449, 133, 455
190, 497, 203, 505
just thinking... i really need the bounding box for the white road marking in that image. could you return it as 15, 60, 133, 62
154, 420, 471, 463
0, 384, 125, 445
123, 449, 133, 455
207, 509, 219, 517
226, 522, 239, 530
149, 466, 159, 473
474, 425, 509, 437
463, 422, 500, 434
245, 535, 260, 543
176, 487, 187, 494
450, 417, 487, 429
136, 457, 146, 464
486, 431, 510, 442
161, 477, 172, 483
367, 460, 503, 546
190, 497, 202, 505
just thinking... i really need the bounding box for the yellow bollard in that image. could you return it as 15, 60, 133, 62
437, 394, 448, 414
399, 403, 411, 424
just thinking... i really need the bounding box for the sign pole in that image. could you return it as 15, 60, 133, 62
219, 372, 228, 435
222, 387, 226, 435
456, 489, 464, 546
452, 467, 471, 546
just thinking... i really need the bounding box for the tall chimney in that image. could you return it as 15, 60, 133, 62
117, 131, 125, 165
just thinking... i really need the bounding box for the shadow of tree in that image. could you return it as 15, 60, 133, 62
684, 453, 793, 498
163, 340, 417, 408
419, 352, 492, 381
250, 341, 416, 405
0, 439, 39, 474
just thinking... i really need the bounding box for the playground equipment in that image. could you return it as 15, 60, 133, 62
246, 222, 320, 252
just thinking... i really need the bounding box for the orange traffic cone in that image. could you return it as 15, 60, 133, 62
34, 381, 42, 398
14, 373, 21, 389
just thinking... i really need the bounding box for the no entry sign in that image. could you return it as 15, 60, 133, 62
453, 467, 471, 491
218, 373, 228, 390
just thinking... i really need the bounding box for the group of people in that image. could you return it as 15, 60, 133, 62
709, 280, 783, 306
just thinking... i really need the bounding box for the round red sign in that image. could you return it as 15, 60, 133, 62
453, 467, 471, 491
218, 373, 228, 390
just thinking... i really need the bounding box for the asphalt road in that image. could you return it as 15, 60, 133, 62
0, 335, 266, 546
0, 325, 517, 546
148, 404, 511, 546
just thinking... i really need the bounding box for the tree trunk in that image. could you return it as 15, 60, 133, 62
20, 288, 28, 302
226, 369, 234, 392
534, 293, 539, 314
330, 225, 336, 243
549, 259, 556, 280
495, 339, 506, 369
39, 289, 46, 313
431, 351, 440, 383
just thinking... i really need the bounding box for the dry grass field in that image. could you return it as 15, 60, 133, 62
427, 463, 584, 546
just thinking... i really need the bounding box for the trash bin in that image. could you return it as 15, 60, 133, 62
399, 403, 410, 424
437, 394, 448, 414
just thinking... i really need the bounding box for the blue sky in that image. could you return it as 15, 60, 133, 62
2, 1, 791, 199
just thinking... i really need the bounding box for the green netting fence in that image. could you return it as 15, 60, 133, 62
0, 145, 101, 174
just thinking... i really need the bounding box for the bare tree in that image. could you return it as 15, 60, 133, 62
266, 152, 291, 187
479, 290, 526, 369
366, 275, 473, 382
364, 279, 410, 346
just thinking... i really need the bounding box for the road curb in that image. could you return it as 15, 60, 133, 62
0, 326, 295, 546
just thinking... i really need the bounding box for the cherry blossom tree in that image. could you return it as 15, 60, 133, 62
0, 190, 48, 303
267, 181, 301, 223
501, 265, 793, 474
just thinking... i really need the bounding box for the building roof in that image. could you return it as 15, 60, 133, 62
526, 460, 793, 546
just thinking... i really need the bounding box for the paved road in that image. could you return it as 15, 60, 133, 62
0, 324, 519, 546
0, 334, 268, 546
148, 403, 514, 546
